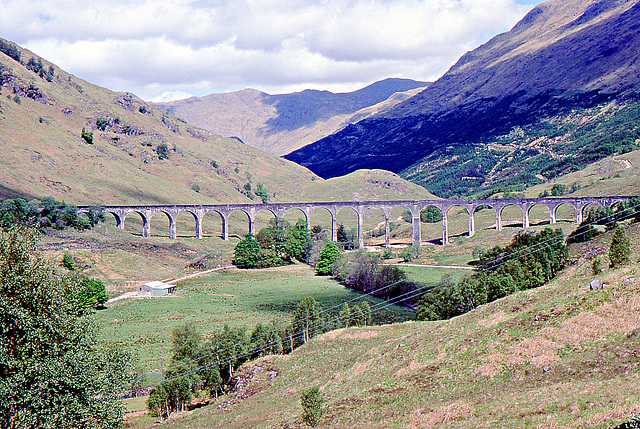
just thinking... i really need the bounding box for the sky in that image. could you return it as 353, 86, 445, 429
0, 0, 544, 102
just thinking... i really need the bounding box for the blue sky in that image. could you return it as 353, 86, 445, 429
0, 0, 545, 101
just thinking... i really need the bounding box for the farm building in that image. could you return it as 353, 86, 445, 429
140, 281, 177, 297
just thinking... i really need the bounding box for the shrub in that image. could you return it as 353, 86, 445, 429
234, 234, 261, 268
421, 206, 443, 223
62, 252, 76, 271
301, 386, 324, 427
592, 257, 602, 275
78, 278, 109, 310
81, 127, 93, 144
0, 226, 134, 428
95, 117, 109, 131
316, 241, 341, 275
609, 225, 631, 268
336, 223, 357, 249
254, 182, 269, 203
156, 143, 170, 159
418, 229, 567, 321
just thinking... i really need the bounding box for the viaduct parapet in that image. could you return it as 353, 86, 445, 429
80, 196, 633, 247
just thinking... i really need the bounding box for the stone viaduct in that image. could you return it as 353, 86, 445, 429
80, 196, 633, 248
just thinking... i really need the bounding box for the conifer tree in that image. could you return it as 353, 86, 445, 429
609, 225, 631, 268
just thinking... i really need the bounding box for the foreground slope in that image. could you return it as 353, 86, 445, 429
131, 225, 640, 428
286, 0, 640, 196
0, 38, 319, 205
155, 79, 428, 156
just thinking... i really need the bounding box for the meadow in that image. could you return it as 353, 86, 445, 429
94, 264, 429, 378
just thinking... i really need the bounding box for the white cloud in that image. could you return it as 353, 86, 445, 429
0, 0, 542, 100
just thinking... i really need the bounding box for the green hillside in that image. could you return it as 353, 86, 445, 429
128, 222, 640, 428
0, 38, 318, 205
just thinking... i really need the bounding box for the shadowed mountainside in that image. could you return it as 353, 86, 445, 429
285, 0, 640, 196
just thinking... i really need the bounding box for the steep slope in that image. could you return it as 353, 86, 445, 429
130, 224, 640, 428
154, 79, 429, 155
285, 0, 640, 196
0, 38, 320, 205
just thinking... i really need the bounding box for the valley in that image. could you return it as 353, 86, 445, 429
2, 0, 640, 427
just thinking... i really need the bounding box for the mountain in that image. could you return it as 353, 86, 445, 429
154, 78, 429, 155
285, 0, 640, 197
0, 39, 435, 205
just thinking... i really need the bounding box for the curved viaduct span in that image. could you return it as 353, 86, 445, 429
84, 196, 633, 248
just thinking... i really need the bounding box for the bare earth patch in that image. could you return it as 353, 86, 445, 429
477, 363, 502, 378
341, 331, 379, 340
477, 311, 512, 327
318, 328, 346, 341
406, 402, 475, 428
393, 360, 427, 378
348, 362, 371, 380
208, 293, 236, 297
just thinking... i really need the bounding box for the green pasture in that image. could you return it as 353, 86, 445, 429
95, 264, 415, 375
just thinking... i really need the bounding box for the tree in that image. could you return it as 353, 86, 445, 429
421, 206, 443, 223
315, 241, 341, 275
609, 225, 631, 268
78, 278, 109, 310
0, 226, 134, 428
254, 183, 269, 203
301, 386, 324, 427
285, 219, 313, 263
293, 298, 323, 345
234, 234, 261, 268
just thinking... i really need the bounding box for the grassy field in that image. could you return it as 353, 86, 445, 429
126, 221, 640, 429
95, 264, 416, 376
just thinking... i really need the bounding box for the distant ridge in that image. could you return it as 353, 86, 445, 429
154, 78, 429, 155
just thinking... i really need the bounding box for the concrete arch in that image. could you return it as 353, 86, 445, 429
122, 210, 150, 237
309, 206, 336, 242
336, 206, 361, 249
551, 202, 577, 224
579, 201, 605, 225
362, 206, 389, 247
526, 203, 552, 227
149, 210, 175, 238
282, 207, 310, 230
175, 209, 201, 238
228, 208, 253, 238
202, 209, 226, 239
105, 211, 123, 229
498, 204, 526, 228
441, 204, 474, 245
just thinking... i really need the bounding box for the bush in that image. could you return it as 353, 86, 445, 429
234, 234, 261, 268
418, 229, 567, 321
81, 127, 93, 144
609, 225, 631, 268
96, 117, 109, 131
78, 278, 109, 310
421, 206, 443, 223
156, 143, 170, 159
0, 226, 134, 427
301, 386, 324, 427
315, 241, 341, 275
62, 252, 76, 271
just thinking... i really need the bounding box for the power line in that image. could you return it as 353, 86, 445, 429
138, 201, 640, 393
